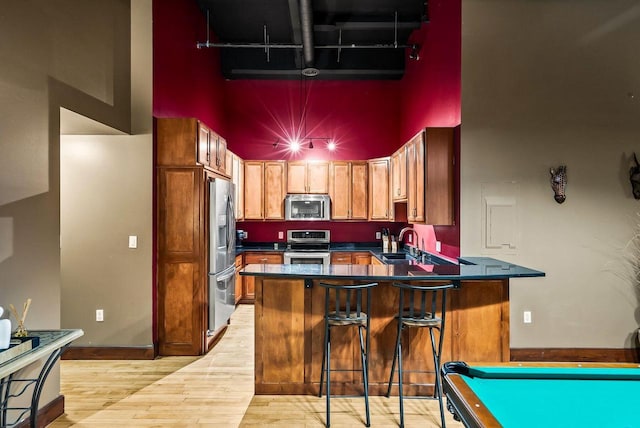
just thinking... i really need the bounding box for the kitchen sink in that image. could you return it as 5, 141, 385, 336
379, 252, 454, 266
380, 253, 415, 262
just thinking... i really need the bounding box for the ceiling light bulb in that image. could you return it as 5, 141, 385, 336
327, 141, 336, 151
290, 141, 301, 152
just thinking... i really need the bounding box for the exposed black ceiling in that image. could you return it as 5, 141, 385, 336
195, 0, 428, 80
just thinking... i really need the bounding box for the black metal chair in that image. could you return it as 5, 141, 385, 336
386, 281, 456, 428
318, 281, 378, 428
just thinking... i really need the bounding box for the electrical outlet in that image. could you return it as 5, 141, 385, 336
96, 309, 104, 322
128, 235, 137, 249
523, 311, 532, 324
375, 231, 381, 240
278, 231, 284, 239
435, 241, 442, 252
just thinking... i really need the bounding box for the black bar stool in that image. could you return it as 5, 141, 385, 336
386, 281, 455, 428
318, 281, 377, 428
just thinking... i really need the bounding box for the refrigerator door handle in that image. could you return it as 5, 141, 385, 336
226, 191, 236, 252
213, 266, 235, 283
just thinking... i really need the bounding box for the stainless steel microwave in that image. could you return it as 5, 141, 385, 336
285, 194, 331, 221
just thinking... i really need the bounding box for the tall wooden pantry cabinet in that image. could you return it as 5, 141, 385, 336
156, 118, 230, 356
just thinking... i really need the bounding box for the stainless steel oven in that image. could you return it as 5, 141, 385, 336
283, 230, 331, 265
284, 251, 331, 265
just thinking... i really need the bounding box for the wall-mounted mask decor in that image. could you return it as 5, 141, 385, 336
550, 165, 567, 204
629, 153, 640, 199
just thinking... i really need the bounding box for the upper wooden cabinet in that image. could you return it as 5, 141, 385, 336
424, 128, 455, 225
400, 127, 455, 226
244, 161, 286, 220
287, 160, 329, 194
329, 161, 368, 220
391, 146, 407, 201
407, 131, 426, 223
232, 154, 244, 221
157, 117, 229, 176
198, 129, 227, 174
368, 157, 392, 221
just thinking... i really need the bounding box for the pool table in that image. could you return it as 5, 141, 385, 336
442, 361, 640, 428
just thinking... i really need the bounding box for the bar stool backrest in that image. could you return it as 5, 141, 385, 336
318, 282, 377, 325
393, 282, 455, 327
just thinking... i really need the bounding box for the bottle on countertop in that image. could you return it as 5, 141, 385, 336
391, 235, 398, 253
382, 228, 390, 252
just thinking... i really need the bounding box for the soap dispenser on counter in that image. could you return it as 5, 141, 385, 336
391, 235, 398, 253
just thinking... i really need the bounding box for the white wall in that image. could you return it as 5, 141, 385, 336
60, 0, 153, 347
462, 0, 640, 348
61, 133, 152, 346
0, 0, 152, 416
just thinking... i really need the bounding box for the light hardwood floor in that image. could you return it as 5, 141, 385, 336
51, 305, 462, 427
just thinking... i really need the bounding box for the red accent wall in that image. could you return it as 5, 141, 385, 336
239, 221, 401, 244
400, 0, 462, 140
399, 0, 462, 257
224, 80, 400, 161
153, 0, 227, 133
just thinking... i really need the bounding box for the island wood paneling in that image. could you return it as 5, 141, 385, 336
255, 278, 306, 393
450, 279, 510, 362
254, 278, 509, 396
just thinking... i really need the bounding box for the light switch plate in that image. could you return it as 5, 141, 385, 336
128, 235, 137, 249
435, 241, 441, 252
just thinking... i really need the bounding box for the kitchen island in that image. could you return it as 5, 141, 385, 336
240, 257, 544, 395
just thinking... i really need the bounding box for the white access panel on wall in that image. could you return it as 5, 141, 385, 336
481, 182, 520, 255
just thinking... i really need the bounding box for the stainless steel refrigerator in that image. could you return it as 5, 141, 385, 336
208, 178, 236, 335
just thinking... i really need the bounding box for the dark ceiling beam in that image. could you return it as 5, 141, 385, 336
299, 0, 315, 68
286, 0, 303, 70
228, 68, 404, 80
314, 22, 421, 32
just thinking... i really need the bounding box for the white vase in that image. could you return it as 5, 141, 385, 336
0, 314, 10, 349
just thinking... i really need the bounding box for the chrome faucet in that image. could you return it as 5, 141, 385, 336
398, 227, 420, 256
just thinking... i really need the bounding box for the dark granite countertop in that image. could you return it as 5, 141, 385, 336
235, 243, 456, 265
239, 256, 544, 281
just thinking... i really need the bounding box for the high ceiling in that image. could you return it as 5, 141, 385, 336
195, 0, 428, 80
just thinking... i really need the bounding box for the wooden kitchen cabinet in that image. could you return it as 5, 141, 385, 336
424, 128, 455, 225
244, 162, 264, 220
330, 251, 371, 264
407, 130, 426, 223
368, 157, 392, 221
371, 255, 384, 266
287, 160, 329, 194
200, 131, 227, 175
330, 252, 352, 264
352, 252, 372, 264
156, 166, 209, 356
231, 154, 244, 221
265, 162, 286, 219
234, 254, 244, 305
329, 161, 368, 220
242, 252, 283, 303
157, 117, 229, 177
244, 161, 286, 220
398, 127, 455, 225
391, 145, 407, 201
